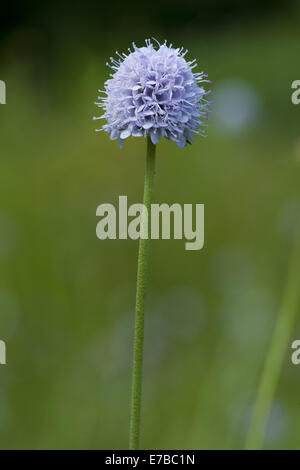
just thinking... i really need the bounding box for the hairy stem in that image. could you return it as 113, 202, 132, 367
129, 136, 156, 450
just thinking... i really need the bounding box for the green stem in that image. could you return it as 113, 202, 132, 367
129, 136, 156, 450
245, 224, 300, 449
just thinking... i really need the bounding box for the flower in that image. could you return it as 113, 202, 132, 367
94, 39, 211, 148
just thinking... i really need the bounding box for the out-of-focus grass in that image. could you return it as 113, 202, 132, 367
0, 13, 300, 449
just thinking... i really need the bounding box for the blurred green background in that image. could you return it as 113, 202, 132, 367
0, 0, 300, 450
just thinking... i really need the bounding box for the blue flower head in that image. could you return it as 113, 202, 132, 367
94, 39, 211, 148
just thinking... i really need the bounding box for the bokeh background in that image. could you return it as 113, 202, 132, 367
0, 0, 300, 450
